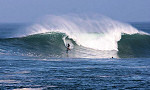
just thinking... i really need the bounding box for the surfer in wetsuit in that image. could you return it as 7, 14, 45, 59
66, 43, 70, 53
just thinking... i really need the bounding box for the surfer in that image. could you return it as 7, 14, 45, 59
66, 43, 70, 53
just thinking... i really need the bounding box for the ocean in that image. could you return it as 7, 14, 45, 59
0, 15, 150, 89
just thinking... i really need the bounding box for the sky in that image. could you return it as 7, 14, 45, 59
0, 0, 150, 23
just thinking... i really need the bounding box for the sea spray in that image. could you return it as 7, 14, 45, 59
26, 14, 144, 51
1, 15, 149, 58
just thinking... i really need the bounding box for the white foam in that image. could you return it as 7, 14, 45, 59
26, 14, 146, 51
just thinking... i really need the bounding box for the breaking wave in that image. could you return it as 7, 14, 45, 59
0, 14, 149, 58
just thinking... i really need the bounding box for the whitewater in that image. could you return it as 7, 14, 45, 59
26, 15, 146, 51
0, 15, 150, 58
0, 15, 150, 90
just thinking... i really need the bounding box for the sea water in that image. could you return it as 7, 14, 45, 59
0, 15, 150, 89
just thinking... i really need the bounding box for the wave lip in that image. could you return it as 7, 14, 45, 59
26, 14, 146, 51
0, 14, 149, 58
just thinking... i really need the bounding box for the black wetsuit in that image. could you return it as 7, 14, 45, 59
66, 44, 70, 52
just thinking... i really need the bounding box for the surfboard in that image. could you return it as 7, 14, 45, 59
66, 47, 71, 53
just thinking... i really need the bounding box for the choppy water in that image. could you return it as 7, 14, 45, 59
0, 58, 150, 89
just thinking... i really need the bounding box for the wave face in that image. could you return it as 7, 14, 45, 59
0, 15, 149, 58
118, 34, 150, 58
0, 32, 67, 58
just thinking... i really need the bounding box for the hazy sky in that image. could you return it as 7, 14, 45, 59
0, 0, 150, 23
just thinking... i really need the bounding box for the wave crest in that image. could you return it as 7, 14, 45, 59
24, 14, 146, 51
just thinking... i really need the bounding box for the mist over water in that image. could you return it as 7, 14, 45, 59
0, 14, 150, 58
26, 14, 145, 50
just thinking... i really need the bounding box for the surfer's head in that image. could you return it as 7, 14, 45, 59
67, 44, 70, 47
